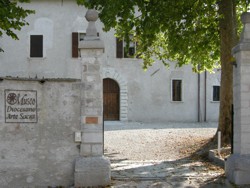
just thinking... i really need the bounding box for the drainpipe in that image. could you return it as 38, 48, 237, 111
231, 104, 234, 154
198, 73, 201, 122
204, 71, 207, 122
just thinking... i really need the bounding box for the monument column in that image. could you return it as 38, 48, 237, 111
74, 9, 111, 187
226, 12, 250, 185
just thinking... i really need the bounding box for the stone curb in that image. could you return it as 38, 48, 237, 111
208, 148, 231, 168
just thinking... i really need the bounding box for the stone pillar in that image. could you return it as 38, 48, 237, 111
74, 9, 111, 187
225, 12, 250, 185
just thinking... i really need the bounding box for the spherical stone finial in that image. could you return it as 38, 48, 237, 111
85, 9, 98, 22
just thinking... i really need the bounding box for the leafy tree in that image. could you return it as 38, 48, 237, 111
77, 0, 250, 145
0, 0, 34, 52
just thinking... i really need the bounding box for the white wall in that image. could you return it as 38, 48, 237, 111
0, 80, 81, 187
0, 0, 85, 79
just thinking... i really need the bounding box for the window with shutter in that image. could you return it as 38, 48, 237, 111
116, 36, 137, 58
30, 35, 43, 58
124, 39, 136, 58
72, 32, 100, 58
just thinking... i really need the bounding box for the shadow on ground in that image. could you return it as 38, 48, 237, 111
103, 122, 242, 187
105, 151, 227, 188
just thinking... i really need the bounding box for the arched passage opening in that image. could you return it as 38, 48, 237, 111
103, 78, 120, 121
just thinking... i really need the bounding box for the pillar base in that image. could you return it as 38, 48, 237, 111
226, 154, 250, 185
74, 156, 111, 187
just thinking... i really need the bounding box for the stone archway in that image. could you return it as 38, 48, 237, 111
103, 68, 128, 121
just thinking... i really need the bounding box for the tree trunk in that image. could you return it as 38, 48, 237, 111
218, 0, 238, 145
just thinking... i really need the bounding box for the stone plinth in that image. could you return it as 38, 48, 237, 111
225, 12, 250, 185
74, 157, 111, 187
226, 154, 250, 185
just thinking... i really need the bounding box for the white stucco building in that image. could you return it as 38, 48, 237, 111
0, 0, 220, 123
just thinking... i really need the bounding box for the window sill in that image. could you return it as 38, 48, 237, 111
210, 101, 220, 103
117, 58, 142, 62
171, 101, 184, 103
28, 57, 46, 60
119, 58, 141, 60
27, 57, 46, 62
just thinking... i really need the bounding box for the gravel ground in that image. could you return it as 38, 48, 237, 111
103, 121, 234, 188
104, 121, 218, 161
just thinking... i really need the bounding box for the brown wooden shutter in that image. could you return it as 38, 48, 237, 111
116, 38, 123, 58
72, 32, 78, 58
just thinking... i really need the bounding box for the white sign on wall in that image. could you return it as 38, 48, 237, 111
5, 90, 38, 123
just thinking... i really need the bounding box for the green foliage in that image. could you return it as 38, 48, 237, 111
77, 0, 248, 72
0, 0, 34, 52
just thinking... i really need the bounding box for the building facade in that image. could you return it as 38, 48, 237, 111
0, 0, 220, 123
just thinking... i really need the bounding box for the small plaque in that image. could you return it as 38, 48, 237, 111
5, 90, 38, 123
85, 117, 98, 124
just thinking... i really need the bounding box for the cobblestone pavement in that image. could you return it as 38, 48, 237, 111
104, 121, 238, 188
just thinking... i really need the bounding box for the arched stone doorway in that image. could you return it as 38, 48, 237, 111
103, 78, 120, 120
102, 68, 128, 121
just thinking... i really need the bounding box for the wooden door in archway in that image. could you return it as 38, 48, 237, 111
103, 78, 120, 120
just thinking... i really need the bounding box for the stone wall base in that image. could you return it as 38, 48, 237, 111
225, 154, 250, 185
74, 156, 111, 187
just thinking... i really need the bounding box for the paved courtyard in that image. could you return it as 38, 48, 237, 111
104, 121, 239, 188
